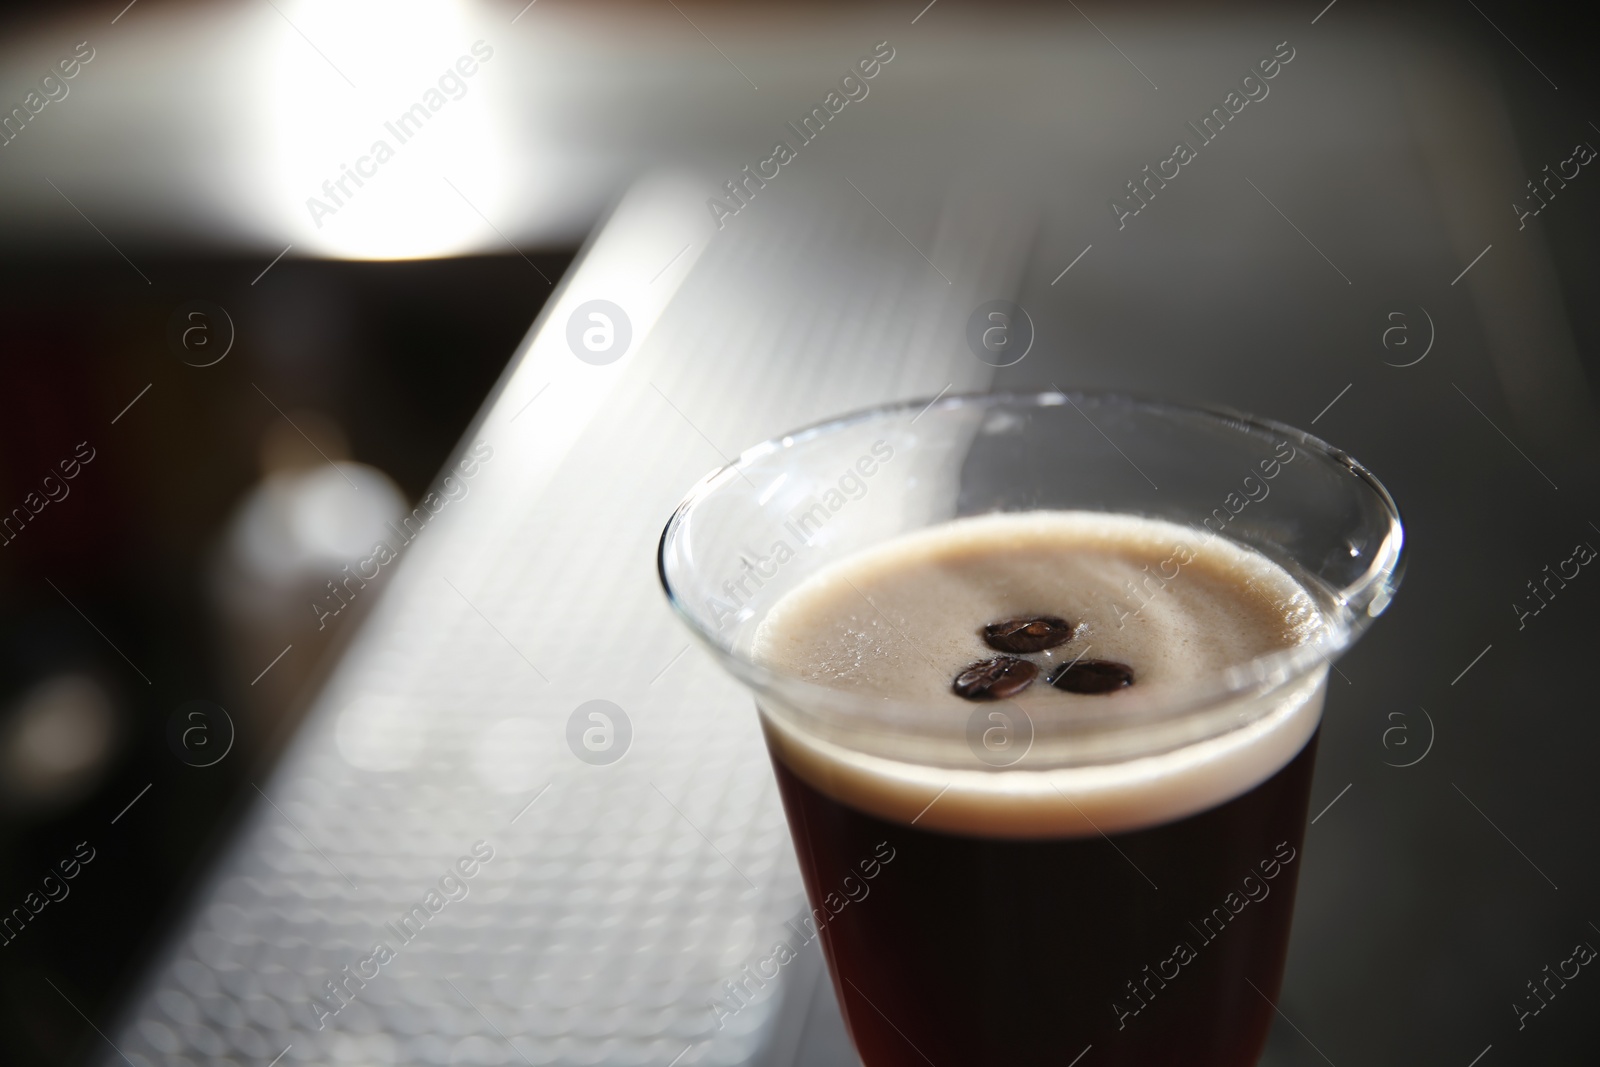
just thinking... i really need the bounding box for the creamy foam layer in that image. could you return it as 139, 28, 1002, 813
752, 511, 1328, 837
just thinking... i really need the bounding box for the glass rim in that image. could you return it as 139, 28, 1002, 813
657, 388, 1404, 739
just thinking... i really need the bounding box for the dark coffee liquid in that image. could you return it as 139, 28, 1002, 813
771, 730, 1319, 1067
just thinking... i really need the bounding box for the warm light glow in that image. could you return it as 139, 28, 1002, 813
255, 0, 510, 260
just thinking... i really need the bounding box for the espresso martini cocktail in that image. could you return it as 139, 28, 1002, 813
659, 392, 1403, 1067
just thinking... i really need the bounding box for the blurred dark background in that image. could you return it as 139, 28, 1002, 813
0, 250, 570, 1064
0, 0, 1598, 1064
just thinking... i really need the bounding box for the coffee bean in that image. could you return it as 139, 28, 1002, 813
953, 656, 1039, 701
1049, 659, 1135, 694
983, 616, 1074, 654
